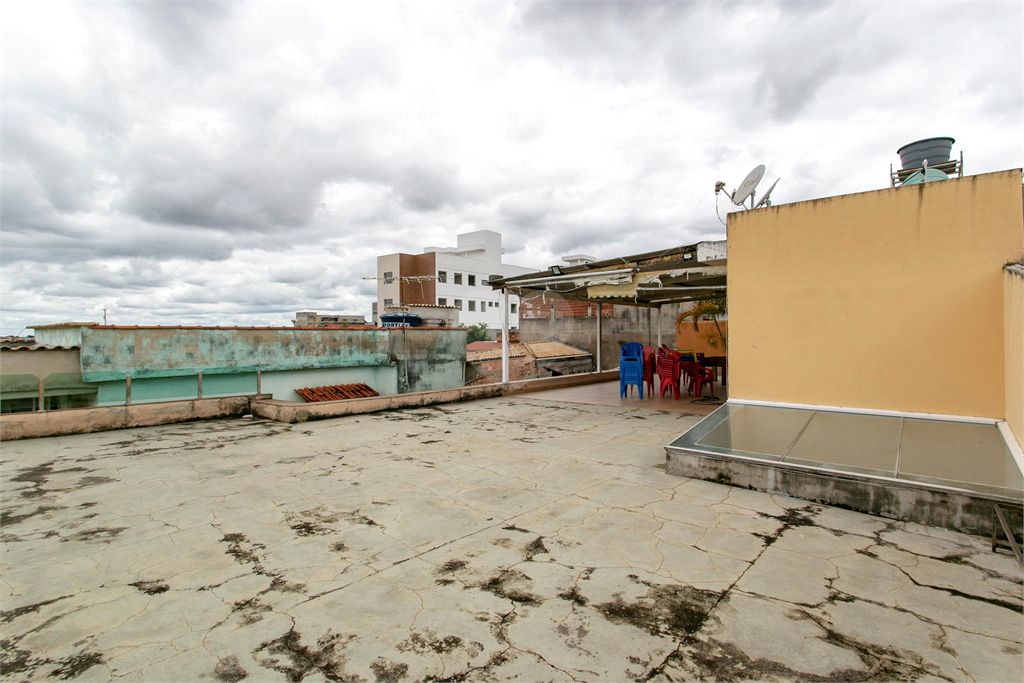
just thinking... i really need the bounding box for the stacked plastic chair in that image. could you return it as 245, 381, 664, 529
642, 346, 656, 397
620, 343, 644, 399
657, 347, 681, 399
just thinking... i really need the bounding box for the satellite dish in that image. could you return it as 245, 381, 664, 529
753, 178, 780, 208
731, 165, 765, 206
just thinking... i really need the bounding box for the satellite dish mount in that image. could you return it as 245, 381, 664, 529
715, 164, 781, 214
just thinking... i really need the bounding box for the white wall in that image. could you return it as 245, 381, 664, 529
376, 253, 402, 322
378, 230, 535, 330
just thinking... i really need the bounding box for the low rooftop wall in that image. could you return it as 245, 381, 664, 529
0, 371, 621, 439
251, 370, 621, 423
1, 394, 271, 440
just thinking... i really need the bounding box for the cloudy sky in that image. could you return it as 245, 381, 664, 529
3, 1, 1020, 334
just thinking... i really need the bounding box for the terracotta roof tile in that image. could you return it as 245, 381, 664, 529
295, 384, 380, 402
466, 343, 530, 362
523, 341, 590, 359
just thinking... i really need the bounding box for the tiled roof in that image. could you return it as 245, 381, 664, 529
466, 340, 591, 362
523, 341, 590, 359
295, 384, 380, 402
467, 341, 501, 351
466, 343, 530, 362
0, 344, 79, 351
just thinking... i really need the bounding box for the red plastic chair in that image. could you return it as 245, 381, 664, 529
657, 349, 681, 399
642, 346, 656, 397
684, 361, 715, 397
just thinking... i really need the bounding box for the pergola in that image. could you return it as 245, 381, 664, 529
488, 240, 727, 382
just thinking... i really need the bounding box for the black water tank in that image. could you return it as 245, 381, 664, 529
897, 137, 954, 170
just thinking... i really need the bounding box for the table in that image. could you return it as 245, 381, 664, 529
701, 356, 728, 386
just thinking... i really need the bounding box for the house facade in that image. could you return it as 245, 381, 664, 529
376, 230, 534, 333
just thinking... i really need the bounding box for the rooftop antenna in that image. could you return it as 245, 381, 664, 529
103, 308, 108, 325
753, 178, 780, 208
731, 164, 765, 209
715, 164, 781, 223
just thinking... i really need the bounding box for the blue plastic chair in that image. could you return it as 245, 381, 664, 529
620, 343, 644, 398
621, 343, 644, 359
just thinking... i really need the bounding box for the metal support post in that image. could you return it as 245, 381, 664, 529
596, 304, 603, 372
257, 370, 262, 394
197, 372, 203, 399
657, 306, 662, 348
501, 289, 510, 384
38, 378, 44, 412
125, 376, 132, 405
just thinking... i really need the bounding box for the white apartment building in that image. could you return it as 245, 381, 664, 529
376, 230, 534, 331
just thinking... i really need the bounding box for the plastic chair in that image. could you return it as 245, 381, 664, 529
676, 349, 696, 387
621, 343, 643, 359
620, 343, 644, 398
657, 349, 681, 399
642, 346, 656, 397
620, 357, 643, 399
684, 361, 715, 398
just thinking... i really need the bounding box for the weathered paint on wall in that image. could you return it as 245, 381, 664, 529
80, 327, 391, 382
261, 365, 398, 402
1005, 265, 1024, 449
728, 169, 1024, 418
519, 304, 682, 371
32, 325, 91, 347
389, 328, 467, 393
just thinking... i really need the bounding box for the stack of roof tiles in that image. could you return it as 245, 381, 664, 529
295, 383, 380, 402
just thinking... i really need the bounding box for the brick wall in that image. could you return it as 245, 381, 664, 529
466, 356, 538, 385
398, 253, 436, 305
520, 297, 613, 319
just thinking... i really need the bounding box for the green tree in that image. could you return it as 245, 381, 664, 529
677, 297, 728, 351
467, 323, 489, 344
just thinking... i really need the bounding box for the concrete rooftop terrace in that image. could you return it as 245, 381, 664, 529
1, 396, 1021, 682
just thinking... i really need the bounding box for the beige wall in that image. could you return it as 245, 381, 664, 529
728, 169, 1024, 419
1005, 265, 1024, 447
1, 347, 81, 378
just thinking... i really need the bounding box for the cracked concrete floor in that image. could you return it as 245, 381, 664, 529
2, 397, 1021, 682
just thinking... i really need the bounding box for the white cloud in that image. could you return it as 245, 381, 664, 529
2, 0, 1020, 334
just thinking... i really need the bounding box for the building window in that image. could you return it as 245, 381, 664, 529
438, 298, 447, 306
383, 271, 393, 284
510, 303, 517, 314
481, 301, 486, 310
454, 273, 462, 285
454, 299, 462, 309
437, 271, 447, 283
468, 275, 476, 286
468, 301, 476, 311
384, 298, 393, 306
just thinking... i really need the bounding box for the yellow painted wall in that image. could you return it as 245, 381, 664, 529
675, 320, 729, 357
728, 169, 1024, 419
1005, 265, 1024, 448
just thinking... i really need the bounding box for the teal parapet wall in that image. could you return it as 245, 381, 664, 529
80, 327, 391, 382
388, 328, 467, 394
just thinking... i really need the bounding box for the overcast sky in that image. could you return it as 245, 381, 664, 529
2, 1, 1021, 334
